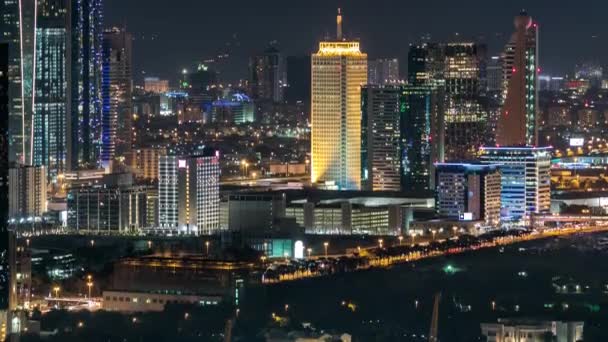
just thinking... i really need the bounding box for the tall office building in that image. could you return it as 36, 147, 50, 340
407, 42, 488, 160
443, 42, 487, 160
285, 56, 311, 105
101, 28, 133, 170
497, 11, 539, 147
249, 45, 284, 103
407, 43, 444, 86
0, 43, 11, 332
435, 163, 501, 226
66, 0, 103, 170
8, 165, 48, 219
1, 0, 36, 165
158, 151, 221, 235
480, 146, 550, 225
311, 9, 367, 190
400, 85, 445, 192
361, 86, 401, 191
368, 58, 399, 85
34, 0, 68, 180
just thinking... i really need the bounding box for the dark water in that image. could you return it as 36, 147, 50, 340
237, 233, 608, 341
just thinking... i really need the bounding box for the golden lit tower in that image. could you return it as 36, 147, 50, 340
311, 9, 367, 190
497, 11, 539, 146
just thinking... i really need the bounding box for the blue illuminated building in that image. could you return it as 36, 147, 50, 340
480, 146, 551, 225
212, 93, 255, 124
67, 0, 103, 170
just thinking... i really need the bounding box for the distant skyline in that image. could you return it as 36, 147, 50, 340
105, 0, 606, 85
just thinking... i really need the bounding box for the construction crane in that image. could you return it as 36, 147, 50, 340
428, 292, 441, 342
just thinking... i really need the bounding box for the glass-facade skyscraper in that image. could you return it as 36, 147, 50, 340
34, 0, 68, 180
361, 85, 401, 191
400, 85, 445, 193
101, 27, 133, 171
67, 0, 103, 171
479, 146, 551, 225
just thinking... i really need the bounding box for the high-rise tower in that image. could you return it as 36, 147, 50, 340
34, 0, 68, 180
2, 0, 37, 165
311, 9, 367, 190
66, 0, 103, 170
497, 11, 539, 147
101, 27, 133, 171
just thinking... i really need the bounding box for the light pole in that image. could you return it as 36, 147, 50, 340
410, 232, 417, 245
53, 286, 60, 298
431, 230, 437, 241
205, 241, 210, 256
398, 235, 403, 246
323, 242, 329, 257
90, 239, 95, 247
378, 239, 383, 249
87, 281, 93, 299
307, 248, 312, 258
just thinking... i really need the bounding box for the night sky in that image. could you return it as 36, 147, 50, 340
105, 0, 606, 84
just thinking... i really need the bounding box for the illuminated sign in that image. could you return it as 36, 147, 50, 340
178, 160, 187, 168
569, 138, 584, 147
459, 212, 473, 221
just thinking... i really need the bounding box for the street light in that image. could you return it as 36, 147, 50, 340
323, 242, 329, 257
53, 286, 60, 298
87, 281, 93, 299
147, 240, 152, 249
205, 241, 210, 255
398, 235, 403, 246
306, 248, 312, 258
90, 239, 95, 247
378, 239, 383, 249
431, 230, 437, 241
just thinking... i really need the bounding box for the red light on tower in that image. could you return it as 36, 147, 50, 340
512, 67, 517, 74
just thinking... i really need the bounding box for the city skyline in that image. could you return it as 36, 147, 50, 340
104, 0, 607, 83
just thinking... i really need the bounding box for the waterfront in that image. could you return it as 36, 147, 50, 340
237, 232, 608, 341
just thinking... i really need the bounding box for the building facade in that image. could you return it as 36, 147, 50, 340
158, 153, 221, 235
101, 28, 133, 170
368, 58, 399, 85
480, 147, 551, 225
67, 185, 154, 232
249, 45, 283, 103
8, 166, 47, 219
33, 0, 68, 180
311, 10, 367, 190
400, 85, 445, 192
435, 163, 501, 226
361, 85, 401, 191
497, 11, 539, 147
134, 147, 166, 180
66, 0, 103, 170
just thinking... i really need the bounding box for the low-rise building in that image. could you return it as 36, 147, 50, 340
102, 290, 221, 313
481, 319, 583, 342
435, 163, 501, 227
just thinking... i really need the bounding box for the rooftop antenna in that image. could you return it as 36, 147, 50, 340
336, 8, 343, 40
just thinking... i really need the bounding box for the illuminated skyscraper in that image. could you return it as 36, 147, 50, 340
361, 86, 401, 191
311, 9, 367, 190
480, 146, 550, 225
2, 0, 37, 165
361, 85, 444, 193
158, 151, 221, 235
443, 42, 488, 160
0, 43, 10, 325
67, 0, 103, 170
33, 0, 68, 180
497, 11, 539, 147
101, 28, 133, 171
400, 85, 445, 192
